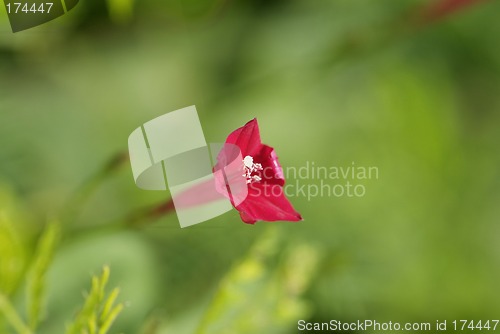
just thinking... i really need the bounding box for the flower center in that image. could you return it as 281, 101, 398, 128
243, 155, 263, 184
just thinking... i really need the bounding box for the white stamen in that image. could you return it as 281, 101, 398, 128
243, 156, 254, 168
243, 155, 263, 184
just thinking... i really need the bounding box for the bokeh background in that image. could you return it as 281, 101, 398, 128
1, 0, 500, 333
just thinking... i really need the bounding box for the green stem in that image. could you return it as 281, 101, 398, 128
61, 151, 129, 226
123, 199, 175, 228
65, 198, 176, 242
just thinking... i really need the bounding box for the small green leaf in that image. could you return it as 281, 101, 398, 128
100, 287, 120, 324
66, 266, 123, 334
26, 221, 60, 331
98, 303, 124, 334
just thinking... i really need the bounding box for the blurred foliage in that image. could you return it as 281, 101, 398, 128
0, 212, 123, 334
105, 0, 135, 25
1, 0, 500, 333
26, 222, 59, 331
0, 212, 25, 297
0, 217, 122, 334
65, 266, 123, 334
195, 228, 320, 334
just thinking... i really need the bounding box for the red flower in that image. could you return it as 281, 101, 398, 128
215, 119, 302, 224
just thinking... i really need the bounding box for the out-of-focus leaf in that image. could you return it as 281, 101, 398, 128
26, 222, 60, 331
42, 232, 158, 334
0, 186, 28, 297
0, 213, 25, 296
65, 266, 124, 334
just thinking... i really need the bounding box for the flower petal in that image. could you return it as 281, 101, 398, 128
225, 118, 263, 157
236, 183, 302, 224
255, 145, 285, 186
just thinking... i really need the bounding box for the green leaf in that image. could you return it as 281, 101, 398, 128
0, 212, 26, 296
26, 221, 60, 331
65, 266, 124, 334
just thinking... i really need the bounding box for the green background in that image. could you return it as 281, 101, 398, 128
1, 0, 500, 333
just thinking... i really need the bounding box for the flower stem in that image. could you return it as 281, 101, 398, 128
122, 199, 175, 228
65, 199, 177, 241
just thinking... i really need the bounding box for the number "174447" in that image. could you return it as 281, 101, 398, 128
6, 2, 54, 14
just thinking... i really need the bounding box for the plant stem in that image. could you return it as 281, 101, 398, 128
61, 151, 129, 226
122, 198, 176, 228
64, 198, 177, 242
